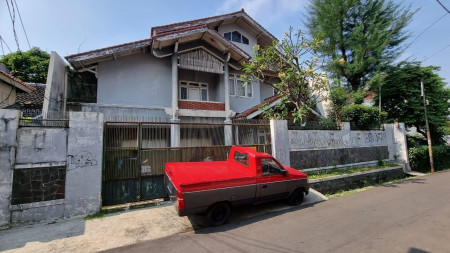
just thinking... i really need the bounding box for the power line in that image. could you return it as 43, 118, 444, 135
423, 43, 450, 62
408, 13, 448, 46
5, 0, 20, 51
436, 0, 450, 14
0, 35, 12, 53
13, 0, 31, 49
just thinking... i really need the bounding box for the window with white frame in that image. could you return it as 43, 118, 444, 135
179, 81, 208, 101
224, 31, 250, 45
229, 74, 252, 98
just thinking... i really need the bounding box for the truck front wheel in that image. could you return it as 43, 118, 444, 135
288, 188, 304, 206
207, 203, 230, 226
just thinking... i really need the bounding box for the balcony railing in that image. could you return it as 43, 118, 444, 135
178, 100, 225, 111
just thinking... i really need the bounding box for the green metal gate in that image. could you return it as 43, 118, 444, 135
102, 120, 271, 206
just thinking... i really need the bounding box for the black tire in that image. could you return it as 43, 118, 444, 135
288, 188, 304, 206
206, 202, 230, 226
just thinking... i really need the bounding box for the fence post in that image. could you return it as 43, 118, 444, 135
0, 109, 20, 226
170, 119, 180, 147
384, 123, 411, 172
270, 119, 290, 166
64, 112, 104, 218
224, 119, 233, 146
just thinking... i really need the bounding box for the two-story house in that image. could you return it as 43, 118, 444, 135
65, 9, 279, 146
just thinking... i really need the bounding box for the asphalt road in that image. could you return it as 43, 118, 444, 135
104, 171, 450, 253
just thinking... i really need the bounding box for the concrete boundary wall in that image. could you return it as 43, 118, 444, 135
0, 110, 104, 226
270, 120, 410, 171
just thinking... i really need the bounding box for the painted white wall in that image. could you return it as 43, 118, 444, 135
218, 23, 257, 57
97, 53, 172, 107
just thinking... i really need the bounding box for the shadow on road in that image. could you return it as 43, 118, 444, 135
409, 247, 431, 253
380, 177, 427, 188
189, 195, 322, 233
0, 219, 86, 251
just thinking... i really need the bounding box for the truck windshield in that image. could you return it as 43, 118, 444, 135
261, 158, 283, 176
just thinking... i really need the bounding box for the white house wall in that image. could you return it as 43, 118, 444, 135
227, 78, 261, 113
97, 53, 172, 108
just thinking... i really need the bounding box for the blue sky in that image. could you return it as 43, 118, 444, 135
1, 0, 449, 86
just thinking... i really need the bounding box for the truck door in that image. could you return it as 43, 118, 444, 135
256, 158, 289, 203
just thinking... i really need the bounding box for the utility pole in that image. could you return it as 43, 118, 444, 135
421, 81, 435, 173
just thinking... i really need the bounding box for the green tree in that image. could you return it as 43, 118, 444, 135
376, 62, 450, 144
243, 27, 329, 122
0, 47, 50, 83
306, 0, 414, 90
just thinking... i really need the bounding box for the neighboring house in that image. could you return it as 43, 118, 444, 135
6, 83, 46, 117
65, 9, 277, 124
0, 65, 35, 109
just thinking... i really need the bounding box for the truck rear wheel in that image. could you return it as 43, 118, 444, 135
207, 203, 230, 226
288, 188, 304, 206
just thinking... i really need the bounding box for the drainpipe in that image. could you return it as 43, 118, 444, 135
224, 53, 233, 145
170, 48, 180, 147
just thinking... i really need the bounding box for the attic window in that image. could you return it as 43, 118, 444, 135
224, 31, 249, 45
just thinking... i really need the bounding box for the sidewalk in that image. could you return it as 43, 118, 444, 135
0, 190, 326, 253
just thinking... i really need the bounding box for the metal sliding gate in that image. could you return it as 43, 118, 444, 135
102, 119, 271, 206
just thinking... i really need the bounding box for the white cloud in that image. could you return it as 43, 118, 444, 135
217, 0, 307, 26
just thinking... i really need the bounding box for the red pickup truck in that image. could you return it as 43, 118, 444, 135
164, 146, 309, 226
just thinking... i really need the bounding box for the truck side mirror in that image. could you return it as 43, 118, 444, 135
281, 170, 287, 177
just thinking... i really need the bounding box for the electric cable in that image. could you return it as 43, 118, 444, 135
423, 43, 450, 62
0, 35, 12, 53
436, 0, 450, 14
13, 0, 31, 49
5, 0, 20, 51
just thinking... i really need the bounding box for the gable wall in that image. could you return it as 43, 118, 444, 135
218, 23, 257, 57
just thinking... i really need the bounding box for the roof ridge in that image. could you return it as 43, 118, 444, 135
151, 9, 245, 36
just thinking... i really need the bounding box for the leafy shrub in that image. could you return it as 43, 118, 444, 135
319, 117, 339, 130
409, 145, 450, 173
341, 104, 387, 130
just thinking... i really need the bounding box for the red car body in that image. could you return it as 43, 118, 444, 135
164, 146, 309, 225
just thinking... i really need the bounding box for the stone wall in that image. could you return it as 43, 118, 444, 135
290, 146, 389, 169
11, 166, 66, 205
309, 167, 406, 195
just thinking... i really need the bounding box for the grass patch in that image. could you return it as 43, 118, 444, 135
85, 207, 124, 220
326, 177, 409, 199
307, 163, 398, 180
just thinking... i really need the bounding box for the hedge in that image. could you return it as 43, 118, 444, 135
409, 145, 450, 173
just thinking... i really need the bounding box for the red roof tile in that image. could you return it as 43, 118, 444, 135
16, 84, 45, 105
0, 70, 35, 92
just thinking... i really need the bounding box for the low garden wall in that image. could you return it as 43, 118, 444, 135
309, 166, 406, 195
